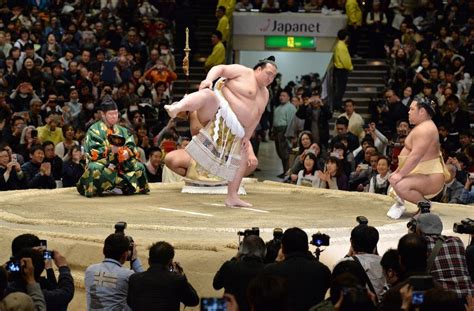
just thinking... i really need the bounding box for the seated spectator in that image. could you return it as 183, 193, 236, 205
289, 133, 323, 183
368, 156, 391, 194
329, 141, 354, 179
343, 224, 385, 301
0, 258, 47, 311
334, 117, 359, 152
414, 213, 473, 300
85, 233, 144, 310
42, 141, 63, 182
127, 241, 199, 310
459, 177, 474, 204
0, 146, 25, 190
55, 124, 79, 162
316, 156, 349, 190
296, 151, 320, 187
27, 98, 44, 128
380, 233, 440, 310
349, 145, 377, 191
62, 145, 84, 188
380, 249, 401, 292
264, 227, 331, 311
280, 0, 299, 12
436, 164, 464, 203
304, 0, 326, 11
235, 0, 253, 10
143, 59, 177, 87
213, 235, 266, 311
145, 147, 163, 183
442, 95, 470, 139
62, 88, 82, 127
362, 122, 389, 156
2, 115, 25, 153
8, 234, 74, 311
37, 112, 64, 146
261, 0, 280, 12
21, 144, 56, 189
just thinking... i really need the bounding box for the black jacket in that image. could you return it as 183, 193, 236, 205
213, 256, 266, 311
0, 166, 25, 190
41, 266, 75, 311
296, 104, 332, 147
264, 252, 331, 311
127, 264, 199, 311
441, 108, 470, 135
21, 161, 56, 189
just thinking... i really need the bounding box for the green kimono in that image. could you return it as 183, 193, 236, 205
77, 121, 149, 197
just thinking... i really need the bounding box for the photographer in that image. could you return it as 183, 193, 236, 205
85, 233, 144, 310
1, 257, 47, 311
127, 241, 198, 311
413, 213, 473, 301
0, 146, 25, 190
264, 227, 331, 311
213, 235, 266, 311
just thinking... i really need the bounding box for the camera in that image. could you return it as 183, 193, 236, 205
6, 259, 21, 274
200, 297, 227, 311
356, 216, 368, 225
418, 201, 431, 214
453, 218, 474, 234
114, 222, 134, 260
409, 275, 434, 305
237, 227, 260, 238
265, 228, 283, 263
311, 232, 330, 247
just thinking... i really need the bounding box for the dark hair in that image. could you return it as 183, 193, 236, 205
281, 227, 308, 254
253, 56, 278, 70
327, 156, 345, 177
344, 99, 354, 107
212, 30, 223, 40
329, 273, 376, 310
42, 140, 55, 149
397, 233, 428, 272
239, 235, 266, 259
148, 147, 162, 158
332, 261, 367, 287
62, 124, 75, 136
279, 89, 292, 99
380, 249, 401, 275
29, 144, 44, 155
336, 116, 349, 127
16, 247, 45, 280
413, 96, 435, 117
420, 288, 465, 311
149, 241, 174, 266
350, 225, 379, 254
377, 155, 390, 167
445, 94, 459, 105
337, 29, 348, 40
247, 274, 289, 311
103, 233, 130, 260
11, 233, 40, 258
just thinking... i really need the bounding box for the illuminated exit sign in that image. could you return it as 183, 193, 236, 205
265, 36, 315, 49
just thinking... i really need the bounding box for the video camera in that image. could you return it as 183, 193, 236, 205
265, 228, 283, 263
237, 227, 260, 238
407, 202, 431, 232
114, 221, 134, 260
453, 218, 474, 234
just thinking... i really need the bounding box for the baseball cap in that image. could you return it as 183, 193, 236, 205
416, 213, 443, 235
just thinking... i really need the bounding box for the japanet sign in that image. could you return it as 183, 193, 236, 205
233, 12, 347, 37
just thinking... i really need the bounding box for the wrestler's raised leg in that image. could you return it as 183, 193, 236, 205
164, 149, 192, 176
165, 89, 219, 125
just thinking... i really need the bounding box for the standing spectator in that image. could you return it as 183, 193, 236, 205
213, 235, 266, 311
216, 6, 230, 45
127, 241, 199, 311
442, 95, 470, 138
345, 0, 362, 57
381, 89, 409, 137
85, 233, 144, 310
264, 227, 331, 311
366, 0, 388, 58
21, 144, 56, 189
204, 31, 226, 72
0, 146, 25, 190
333, 29, 353, 112
61, 145, 84, 188
273, 90, 297, 178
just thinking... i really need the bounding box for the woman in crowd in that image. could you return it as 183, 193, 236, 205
296, 151, 319, 187
61, 145, 84, 188
316, 156, 348, 190
289, 131, 323, 183
368, 156, 391, 194
16, 57, 43, 90
55, 124, 79, 162
18, 125, 39, 161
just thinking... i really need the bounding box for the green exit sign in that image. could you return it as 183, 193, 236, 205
265, 36, 316, 49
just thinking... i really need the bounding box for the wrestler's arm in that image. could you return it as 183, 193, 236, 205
200, 64, 250, 89
395, 128, 433, 178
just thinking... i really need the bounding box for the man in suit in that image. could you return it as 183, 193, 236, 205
127, 241, 199, 311
442, 95, 470, 141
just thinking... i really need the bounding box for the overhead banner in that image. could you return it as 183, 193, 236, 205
233, 12, 347, 37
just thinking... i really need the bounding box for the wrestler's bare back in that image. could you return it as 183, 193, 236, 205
399, 119, 440, 162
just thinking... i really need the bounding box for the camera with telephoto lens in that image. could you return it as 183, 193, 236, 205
311, 232, 330, 247
453, 218, 474, 234
114, 222, 134, 260
265, 228, 283, 263
237, 227, 260, 238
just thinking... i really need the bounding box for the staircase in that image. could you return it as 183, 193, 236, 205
343, 58, 388, 121
172, 0, 217, 101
